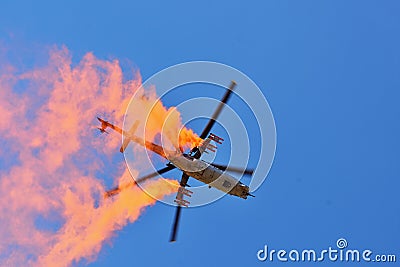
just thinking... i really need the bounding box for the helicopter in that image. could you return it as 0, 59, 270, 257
98, 81, 254, 242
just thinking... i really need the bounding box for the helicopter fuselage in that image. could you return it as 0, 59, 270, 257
168, 153, 250, 199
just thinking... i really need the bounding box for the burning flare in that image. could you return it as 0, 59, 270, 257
0, 44, 193, 266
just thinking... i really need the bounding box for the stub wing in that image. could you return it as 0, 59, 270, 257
173, 186, 193, 207
197, 133, 223, 155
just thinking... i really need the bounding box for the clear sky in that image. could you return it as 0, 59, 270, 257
1, 1, 399, 266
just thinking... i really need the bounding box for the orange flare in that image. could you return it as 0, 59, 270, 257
0, 44, 190, 266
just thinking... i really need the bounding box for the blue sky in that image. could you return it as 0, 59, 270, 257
1, 1, 399, 266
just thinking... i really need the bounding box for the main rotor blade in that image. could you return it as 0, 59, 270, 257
199, 81, 237, 139
170, 206, 182, 242
104, 164, 176, 198
136, 164, 176, 183
170, 173, 189, 242
210, 163, 254, 176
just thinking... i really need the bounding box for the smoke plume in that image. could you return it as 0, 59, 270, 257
0, 44, 193, 266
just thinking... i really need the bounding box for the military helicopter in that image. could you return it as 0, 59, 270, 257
98, 81, 254, 242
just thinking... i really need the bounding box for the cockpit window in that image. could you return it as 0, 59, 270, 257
182, 153, 194, 161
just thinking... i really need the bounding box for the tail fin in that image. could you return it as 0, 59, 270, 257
120, 120, 140, 153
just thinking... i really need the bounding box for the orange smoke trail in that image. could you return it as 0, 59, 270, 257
121, 87, 203, 151
37, 171, 178, 266
0, 44, 188, 266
